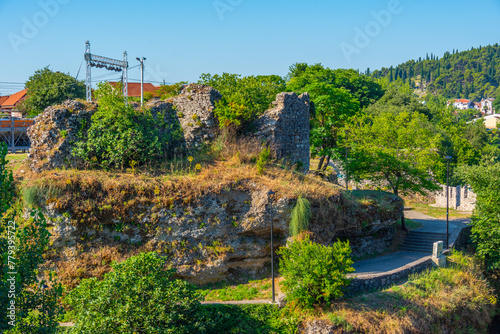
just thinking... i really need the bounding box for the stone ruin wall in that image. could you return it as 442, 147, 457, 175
434, 184, 476, 211
252, 92, 310, 172
27, 85, 310, 172
27, 100, 96, 172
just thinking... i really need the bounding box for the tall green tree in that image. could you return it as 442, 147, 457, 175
306, 82, 360, 169
21, 67, 85, 116
344, 111, 441, 229
457, 163, 500, 272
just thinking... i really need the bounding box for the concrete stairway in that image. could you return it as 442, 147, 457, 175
400, 231, 448, 253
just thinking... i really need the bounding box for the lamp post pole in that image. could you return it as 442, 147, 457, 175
267, 190, 275, 304
136, 57, 146, 107
445, 156, 452, 249
345, 130, 349, 191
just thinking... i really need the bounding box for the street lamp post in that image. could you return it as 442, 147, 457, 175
267, 189, 276, 304
345, 130, 349, 191
136, 57, 146, 107
445, 155, 452, 249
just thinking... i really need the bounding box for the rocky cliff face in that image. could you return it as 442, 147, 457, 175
33, 169, 403, 287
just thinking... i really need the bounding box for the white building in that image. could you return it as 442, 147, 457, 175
448, 99, 475, 110
476, 98, 495, 115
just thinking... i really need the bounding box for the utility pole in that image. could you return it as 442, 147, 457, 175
267, 190, 276, 305
136, 57, 146, 107
445, 156, 452, 249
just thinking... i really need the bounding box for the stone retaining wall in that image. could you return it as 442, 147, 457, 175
434, 184, 476, 211
345, 256, 433, 295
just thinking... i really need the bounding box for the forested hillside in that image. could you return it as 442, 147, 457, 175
370, 44, 500, 101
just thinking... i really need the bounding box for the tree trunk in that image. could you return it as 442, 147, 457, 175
401, 212, 408, 232
317, 156, 326, 171
322, 156, 330, 171
394, 189, 408, 232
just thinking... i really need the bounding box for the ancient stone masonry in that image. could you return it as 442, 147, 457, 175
434, 184, 476, 211
27, 100, 96, 172
252, 92, 311, 172
145, 84, 222, 149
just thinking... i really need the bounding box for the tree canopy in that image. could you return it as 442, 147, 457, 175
371, 44, 500, 100
457, 163, 500, 272
286, 63, 384, 108
198, 73, 285, 129
344, 110, 441, 197
21, 67, 85, 116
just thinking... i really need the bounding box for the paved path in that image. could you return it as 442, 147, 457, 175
201, 299, 273, 305
352, 251, 429, 276
352, 209, 471, 276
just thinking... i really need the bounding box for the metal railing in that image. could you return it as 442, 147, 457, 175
0, 117, 35, 153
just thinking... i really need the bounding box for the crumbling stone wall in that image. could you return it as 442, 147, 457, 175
27, 100, 96, 172
28, 87, 311, 172
146, 84, 222, 149
252, 92, 310, 172
434, 184, 476, 211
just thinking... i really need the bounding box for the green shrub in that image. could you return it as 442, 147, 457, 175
277, 235, 354, 308
0, 208, 63, 333
65, 252, 205, 333
60, 129, 67, 139
289, 196, 312, 237
73, 83, 182, 170
256, 147, 271, 175
198, 73, 285, 129
0, 143, 13, 215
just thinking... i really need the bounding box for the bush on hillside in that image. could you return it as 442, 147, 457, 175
198, 73, 285, 129
65, 252, 205, 334
0, 209, 63, 333
289, 196, 312, 237
73, 83, 182, 170
0, 143, 13, 215
277, 235, 354, 308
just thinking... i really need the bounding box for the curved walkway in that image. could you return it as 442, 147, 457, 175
352, 209, 470, 276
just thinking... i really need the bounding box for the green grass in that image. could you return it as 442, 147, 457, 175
407, 202, 472, 219
6, 153, 28, 162
198, 278, 275, 301
201, 304, 300, 334
6, 153, 27, 172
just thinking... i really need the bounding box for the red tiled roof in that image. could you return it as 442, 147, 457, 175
109, 82, 160, 97
455, 99, 470, 104
0, 96, 9, 106
1, 89, 27, 108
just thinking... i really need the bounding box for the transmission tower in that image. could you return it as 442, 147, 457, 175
84, 41, 129, 102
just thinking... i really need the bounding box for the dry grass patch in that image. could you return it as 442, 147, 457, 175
322, 252, 496, 333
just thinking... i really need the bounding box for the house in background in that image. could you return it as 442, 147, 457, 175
0, 89, 27, 117
477, 98, 495, 115
109, 82, 160, 98
447, 99, 475, 110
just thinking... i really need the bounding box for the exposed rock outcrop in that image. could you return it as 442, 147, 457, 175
252, 92, 310, 172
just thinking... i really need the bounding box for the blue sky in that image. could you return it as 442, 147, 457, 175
0, 0, 499, 95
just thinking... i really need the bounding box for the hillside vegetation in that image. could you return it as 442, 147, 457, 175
371, 44, 500, 100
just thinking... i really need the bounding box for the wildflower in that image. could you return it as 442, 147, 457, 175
188, 156, 194, 162
66, 179, 72, 185
154, 186, 160, 195
195, 163, 202, 170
